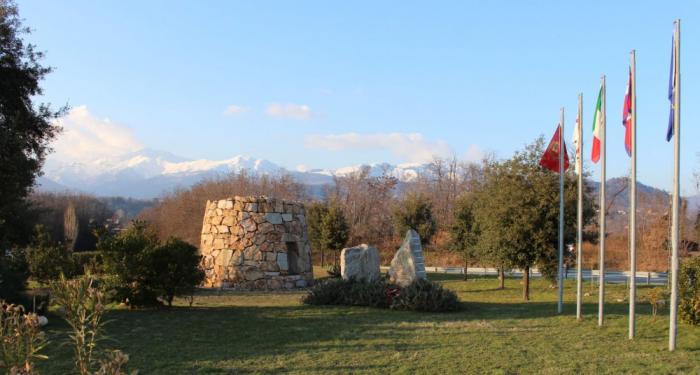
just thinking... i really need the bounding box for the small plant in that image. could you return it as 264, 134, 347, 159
50, 272, 136, 375
645, 288, 668, 321
0, 301, 49, 374
679, 257, 700, 325
324, 264, 341, 278
390, 279, 460, 312
142, 238, 204, 307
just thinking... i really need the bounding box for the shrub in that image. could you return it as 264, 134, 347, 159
0, 248, 30, 303
390, 278, 460, 312
142, 238, 204, 307
50, 272, 136, 375
26, 225, 74, 283
0, 301, 49, 374
303, 278, 460, 312
99, 221, 160, 307
72, 251, 103, 276
679, 257, 700, 325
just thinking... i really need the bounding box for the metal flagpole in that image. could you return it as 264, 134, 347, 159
576, 94, 583, 321
598, 76, 606, 327
629, 50, 637, 339
669, 19, 681, 352
558, 107, 565, 314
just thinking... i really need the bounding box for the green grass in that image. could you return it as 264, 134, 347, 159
37, 274, 700, 374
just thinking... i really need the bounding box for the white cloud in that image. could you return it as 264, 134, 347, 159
463, 144, 485, 162
266, 103, 313, 120
223, 105, 249, 116
50, 105, 143, 163
304, 132, 455, 163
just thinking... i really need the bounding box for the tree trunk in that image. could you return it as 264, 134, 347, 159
523, 266, 530, 301
463, 258, 468, 281
498, 267, 505, 289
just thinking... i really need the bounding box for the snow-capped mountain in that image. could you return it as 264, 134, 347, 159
37, 148, 429, 199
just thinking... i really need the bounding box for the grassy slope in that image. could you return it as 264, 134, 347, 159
39, 274, 700, 374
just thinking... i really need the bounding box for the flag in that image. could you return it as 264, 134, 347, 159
572, 113, 581, 174
623, 68, 632, 156
591, 85, 603, 163
667, 34, 676, 142
540, 125, 570, 173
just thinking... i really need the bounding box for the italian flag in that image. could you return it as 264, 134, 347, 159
591, 86, 603, 163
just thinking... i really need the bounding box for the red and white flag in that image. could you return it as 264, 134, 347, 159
540, 125, 570, 173
623, 68, 632, 156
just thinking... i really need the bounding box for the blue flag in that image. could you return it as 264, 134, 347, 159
666, 34, 676, 142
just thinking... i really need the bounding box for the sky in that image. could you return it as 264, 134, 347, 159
17, 0, 700, 193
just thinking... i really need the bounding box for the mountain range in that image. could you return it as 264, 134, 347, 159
37, 149, 428, 199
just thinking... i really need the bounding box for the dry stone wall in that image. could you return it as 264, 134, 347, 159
199, 196, 313, 289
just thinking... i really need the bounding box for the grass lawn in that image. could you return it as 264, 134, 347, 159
37, 272, 700, 374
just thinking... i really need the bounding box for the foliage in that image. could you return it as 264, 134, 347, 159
310, 203, 350, 266
25, 225, 74, 283
679, 257, 700, 325
99, 221, 160, 306
50, 273, 136, 375
0, 248, 29, 302
0, 0, 63, 249
646, 287, 667, 321
72, 251, 103, 276
303, 278, 460, 312
324, 264, 341, 278
142, 238, 204, 307
306, 201, 329, 265
450, 194, 479, 279
394, 193, 437, 246
0, 301, 49, 374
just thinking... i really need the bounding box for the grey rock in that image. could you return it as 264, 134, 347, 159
277, 252, 288, 270
388, 230, 427, 287
340, 244, 380, 282
265, 213, 283, 224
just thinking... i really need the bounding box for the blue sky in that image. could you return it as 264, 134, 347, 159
18, 1, 699, 192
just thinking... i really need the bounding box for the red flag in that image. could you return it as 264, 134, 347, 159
623, 68, 632, 156
540, 125, 570, 173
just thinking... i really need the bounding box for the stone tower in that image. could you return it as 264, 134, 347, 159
199, 196, 313, 289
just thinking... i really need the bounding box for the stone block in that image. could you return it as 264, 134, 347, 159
265, 213, 283, 224
388, 229, 427, 287
281, 213, 293, 222
341, 244, 381, 282
277, 253, 288, 271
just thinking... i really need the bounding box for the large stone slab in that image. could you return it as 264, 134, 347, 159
388, 229, 427, 287
340, 244, 380, 282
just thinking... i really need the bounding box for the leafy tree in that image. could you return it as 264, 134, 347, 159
393, 193, 437, 246
306, 201, 329, 266
25, 225, 73, 283
143, 238, 204, 307
0, 1, 63, 248
470, 137, 596, 300
319, 203, 350, 266
450, 194, 480, 280
679, 256, 700, 325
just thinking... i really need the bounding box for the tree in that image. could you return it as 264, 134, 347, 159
25, 225, 73, 283
470, 137, 596, 300
306, 201, 329, 266
393, 193, 437, 246
319, 203, 350, 266
0, 248, 29, 302
0, 1, 63, 248
143, 238, 204, 307
450, 194, 479, 280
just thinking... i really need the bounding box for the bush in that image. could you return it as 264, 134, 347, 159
303, 278, 460, 312
393, 193, 437, 246
679, 257, 700, 325
143, 238, 204, 307
71, 251, 103, 276
390, 279, 460, 312
0, 248, 29, 303
26, 225, 74, 283
100, 221, 204, 307
0, 301, 49, 374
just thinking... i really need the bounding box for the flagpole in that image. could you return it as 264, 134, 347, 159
628, 49, 637, 339
558, 107, 565, 314
576, 93, 583, 321
598, 75, 606, 327
669, 19, 681, 352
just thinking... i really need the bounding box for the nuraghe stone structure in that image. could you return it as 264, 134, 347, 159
199, 196, 313, 289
